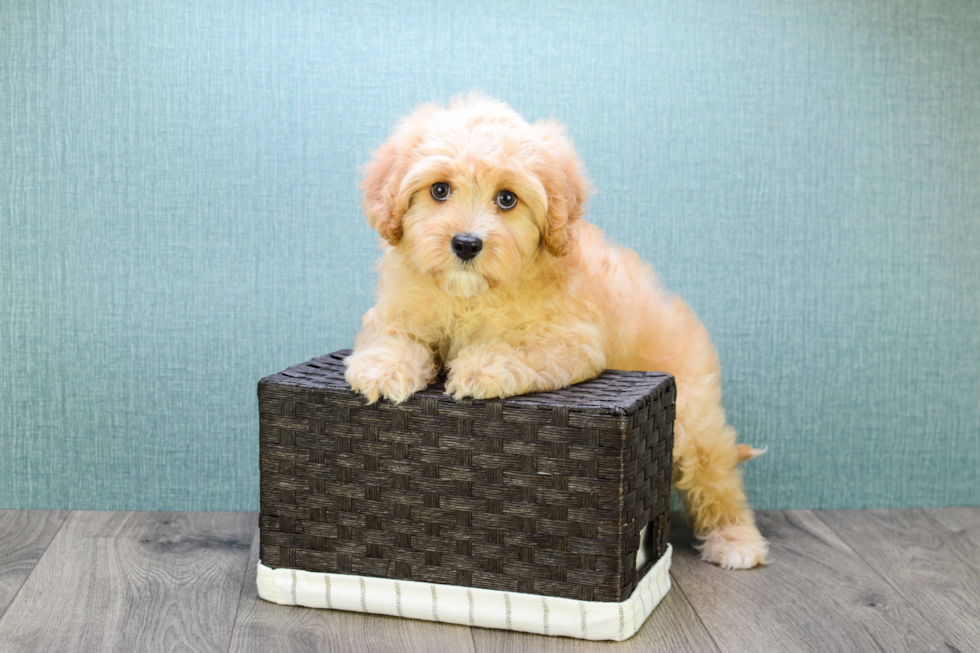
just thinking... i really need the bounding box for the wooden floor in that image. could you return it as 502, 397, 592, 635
0, 509, 976, 652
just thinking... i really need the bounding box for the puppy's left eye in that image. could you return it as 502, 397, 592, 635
496, 189, 518, 210
430, 182, 451, 201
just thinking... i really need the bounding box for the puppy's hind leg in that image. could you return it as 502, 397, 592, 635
672, 376, 769, 569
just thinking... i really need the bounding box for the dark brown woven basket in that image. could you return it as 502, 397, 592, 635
258, 350, 675, 603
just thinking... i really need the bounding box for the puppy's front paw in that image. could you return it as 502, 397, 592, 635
696, 523, 769, 569
344, 347, 435, 404
445, 349, 535, 400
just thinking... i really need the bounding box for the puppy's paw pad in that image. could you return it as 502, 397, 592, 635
697, 524, 769, 570
344, 349, 432, 405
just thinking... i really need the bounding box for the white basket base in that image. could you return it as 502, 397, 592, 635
257, 544, 671, 641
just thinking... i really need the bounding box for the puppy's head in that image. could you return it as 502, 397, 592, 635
360, 93, 591, 297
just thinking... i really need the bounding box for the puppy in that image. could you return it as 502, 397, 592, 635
345, 94, 768, 569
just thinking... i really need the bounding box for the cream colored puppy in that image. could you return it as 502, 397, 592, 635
345, 94, 768, 569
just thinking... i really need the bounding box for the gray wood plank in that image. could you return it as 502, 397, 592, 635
669, 510, 951, 653
0, 510, 69, 619
228, 528, 477, 653
0, 511, 254, 653
470, 575, 720, 653
819, 508, 980, 653
926, 506, 980, 567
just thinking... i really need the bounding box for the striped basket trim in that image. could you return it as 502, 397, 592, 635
256, 544, 672, 641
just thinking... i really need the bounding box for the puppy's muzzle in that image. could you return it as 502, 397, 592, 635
451, 234, 483, 261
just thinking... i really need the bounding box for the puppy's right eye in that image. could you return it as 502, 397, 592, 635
430, 182, 451, 201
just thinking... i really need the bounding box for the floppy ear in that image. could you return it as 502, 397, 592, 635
532, 119, 592, 257
359, 136, 409, 246
361, 106, 438, 245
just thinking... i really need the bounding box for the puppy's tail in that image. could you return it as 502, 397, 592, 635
736, 444, 768, 464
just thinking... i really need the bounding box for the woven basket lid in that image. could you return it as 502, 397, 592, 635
261, 349, 674, 416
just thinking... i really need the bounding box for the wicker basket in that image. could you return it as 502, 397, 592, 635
256, 350, 675, 640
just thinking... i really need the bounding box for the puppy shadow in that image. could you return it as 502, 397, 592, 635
668, 510, 700, 560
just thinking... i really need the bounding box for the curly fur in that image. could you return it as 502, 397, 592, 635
345, 93, 768, 569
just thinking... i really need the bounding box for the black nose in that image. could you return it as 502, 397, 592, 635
451, 234, 483, 261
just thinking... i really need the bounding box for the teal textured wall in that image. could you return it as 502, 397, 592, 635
2, 1, 978, 511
